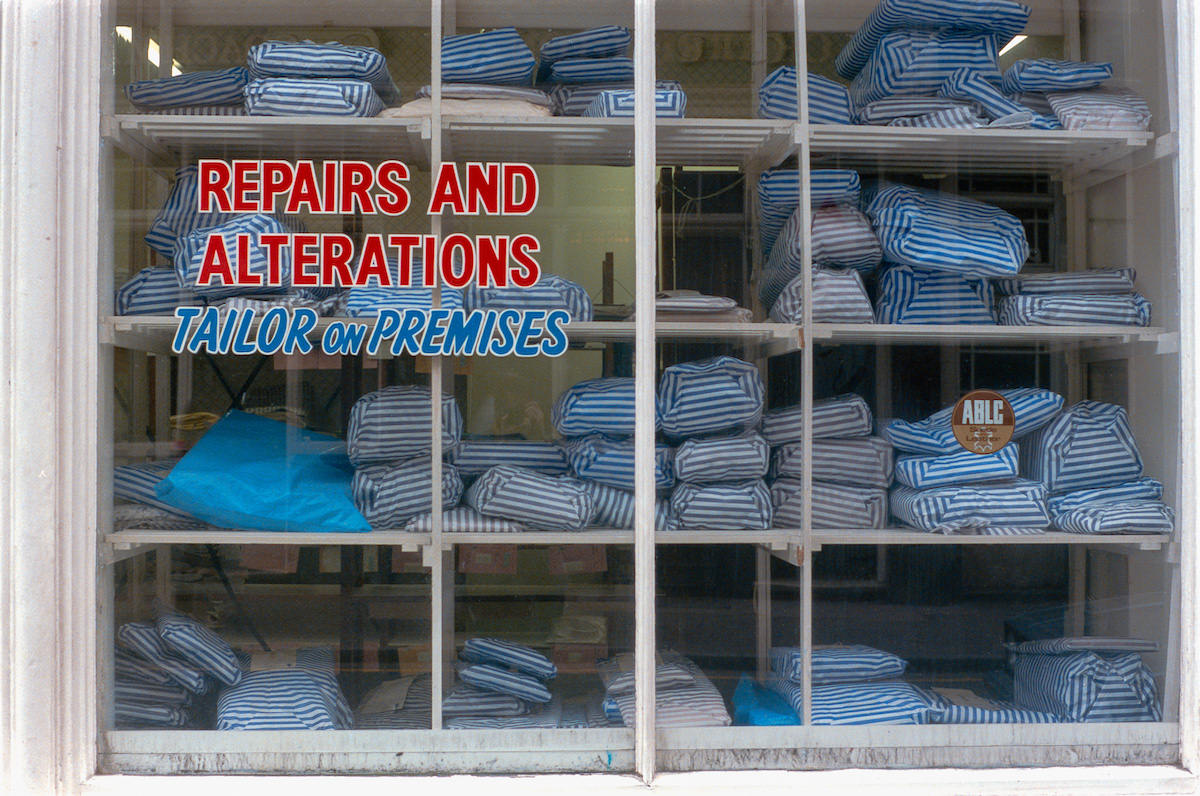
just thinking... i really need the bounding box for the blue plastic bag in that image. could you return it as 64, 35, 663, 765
732, 675, 801, 726
156, 411, 371, 532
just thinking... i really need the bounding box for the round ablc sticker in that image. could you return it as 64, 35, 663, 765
952, 390, 1016, 455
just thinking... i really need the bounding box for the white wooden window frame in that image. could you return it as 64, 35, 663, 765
1, 0, 1199, 791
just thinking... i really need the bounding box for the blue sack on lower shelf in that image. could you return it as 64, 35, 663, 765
156, 410, 371, 532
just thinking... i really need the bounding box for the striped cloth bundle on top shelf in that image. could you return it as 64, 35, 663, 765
995, 267, 1153, 327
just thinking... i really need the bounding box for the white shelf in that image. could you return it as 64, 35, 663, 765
811, 323, 1166, 347
808, 125, 1154, 177
812, 528, 1171, 550
106, 528, 430, 549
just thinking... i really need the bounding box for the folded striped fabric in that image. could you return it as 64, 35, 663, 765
116, 268, 198, 315
465, 466, 596, 530
772, 437, 894, 489
582, 481, 672, 529
462, 637, 557, 680
995, 267, 1137, 295
1047, 477, 1163, 514
673, 433, 769, 484
998, 293, 1152, 326
115, 676, 194, 708
142, 105, 249, 116
353, 459, 464, 529
442, 683, 530, 717
648, 291, 740, 313
658, 356, 765, 438
927, 689, 1060, 724
449, 439, 570, 477
174, 213, 296, 298
215, 291, 341, 316
416, 83, 553, 106
893, 444, 1020, 489
1010, 637, 1159, 654
856, 96, 983, 125
581, 88, 687, 118
875, 263, 995, 324
1046, 88, 1152, 131
890, 479, 1051, 534
866, 184, 1029, 278
115, 701, 191, 728
848, 30, 1005, 109
344, 285, 464, 316
403, 506, 525, 533
463, 274, 593, 321
766, 677, 941, 725
156, 610, 242, 687
887, 105, 986, 128
598, 652, 697, 697
760, 207, 881, 311
756, 66, 855, 124
217, 668, 354, 730
550, 80, 682, 115
549, 57, 634, 84
563, 434, 674, 491
939, 67, 1039, 126
605, 655, 730, 728
244, 78, 385, 117
445, 697, 565, 729
770, 478, 889, 529
552, 377, 644, 436
768, 269, 876, 325
126, 66, 249, 109
459, 663, 553, 704
884, 387, 1063, 455
246, 41, 400, 104
117, 622, 210, 694
114, 460, 196, 518
1012, 649, 1160, 722
669, 480, 773, 530
1020, 401, 1143, 494
761, 393, 874, 446
116, 648, 177, 687
1053, 501, 1174, 534
758, 168, 861, 257
347, 385, 463, 465
442, 28, 536, 85
770, 644, 908, 684
1001, 58, 1113, 94
834, 0, 1030, 81
539, 26, 631, 71
355, 674, 433, 729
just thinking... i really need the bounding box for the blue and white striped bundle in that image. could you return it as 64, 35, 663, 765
1047, 477, 1163, 514
114, 701, 190, 728
404, 507, 525, 533
602, 654, 731, 728
940, 67, 1058, 128
865, 184, 1029, 278
884, 387, 1064, 455
1001, 59, 1113, 94
174, 214, 295, 298
759, 205, 881, 312
126, 67, 250, 109
893, 444, 1019, 489
886, 105, 987, 128
115, 678, 192, 708
550, 80, 682, 116
114, 460, 196, 518
582, 481, 673, 529
549, 57, 633, 84
927, 690, 1060, 724
244, 78, 385, 117
1011, 637, 1158, 654
442, 28, 536, 86
875, 263, 995, 324
563, 433, 675, 491
771, 644, 908, 684
658, 356, 765, 438
770, 478, 889, 529
553, 377, 645, 437
147, 165, 274, 260
848, 30, 1005, 109
352, 459, 464, 528
669, 480, 773, 530
756, 66, 855, 124
461, 637, 556, 680
597, 653, 696, 697
1045, 88, 1152, 131
142, 105, 248, 116
463, 274, 593, 321
1020, 401, 1143, 494
416, 83, 553, 106
449, 439, 570, 478
673, 433, 769, 484
773, 437, 894, 490
757, 168, 861, 257
116, 647, 177, 686
855, 96, 981, 125
247, 41, 400, 104
355, 675, 432, 729
538, 26, 631, 80
766, 677, 940, 725
1053, 501, 1174, 534
442, 683, 529, 717
998, 293, 1152, 326
834, 0, 1030, 81
217, 667, 353, 730
117, 622, 211, 694
761, 394, 874, 446
1011, 644, 1161, 722
995, 267, 1136, 295
156, 609, 242, 687
768, 269, 876, 325
445, 698, 565, 729
347, 385, 463, 465
458, 664, 552, 704
116, 268, 198, 315
465, 465, 596, 530
890, 479, 1051, 534
344, 285, 465, 316
581, 88, 687, 118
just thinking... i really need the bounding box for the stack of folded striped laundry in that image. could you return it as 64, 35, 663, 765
1008, 637, 1161, 721
1001, 58, 1150, 132
660, 356, 772, 531
465, 274, 594, 320
441, 637, 564, 729
764, 393, 890, 530
598, 651, 731, 727
759, 169, 880, 322
218, 647, 354, 730
995, 267, 1152, 327
348, 386, 466, 530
